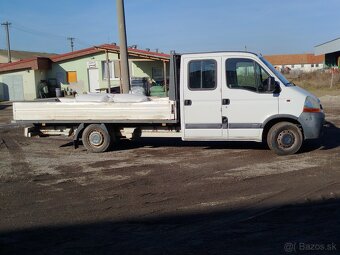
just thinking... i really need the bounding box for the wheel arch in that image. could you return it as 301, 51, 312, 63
262, 115, 303, 143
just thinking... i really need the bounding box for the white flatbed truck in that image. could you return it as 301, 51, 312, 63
13, 52, 325, 155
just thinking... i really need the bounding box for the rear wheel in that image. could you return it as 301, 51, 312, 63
267, 122, 303, 156
82, 124, 112, 153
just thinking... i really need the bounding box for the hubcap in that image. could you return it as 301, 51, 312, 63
89, 131, 104, 147
277, 130, 295, 149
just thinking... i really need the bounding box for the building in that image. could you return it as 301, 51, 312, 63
0, 58, 51, 100
0, 44, 170, 101
264, 54, 325, 73
315, 37, 340, 68
0, 49, 56, 63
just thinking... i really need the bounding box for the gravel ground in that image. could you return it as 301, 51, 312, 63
0, 98, 340, 254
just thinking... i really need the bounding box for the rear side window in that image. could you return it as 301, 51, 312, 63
188, 60, 216, 90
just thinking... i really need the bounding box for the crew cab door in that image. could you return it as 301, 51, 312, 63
221, 57, 279, 140
181, 57, 223, 139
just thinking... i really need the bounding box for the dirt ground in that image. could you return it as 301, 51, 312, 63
1, 98, 340, 255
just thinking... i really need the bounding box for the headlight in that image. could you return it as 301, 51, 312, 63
303, 96, 321, 113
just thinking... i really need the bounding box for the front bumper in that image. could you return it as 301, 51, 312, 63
298, 112, 325, 139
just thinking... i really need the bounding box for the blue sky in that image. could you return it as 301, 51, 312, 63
0, 0, 339, 55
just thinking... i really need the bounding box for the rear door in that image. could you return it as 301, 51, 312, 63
181, 56, 223, 139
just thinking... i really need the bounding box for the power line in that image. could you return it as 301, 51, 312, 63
10, 22, 93, 50
76, 39, 92, 48
12, 24, 66, 39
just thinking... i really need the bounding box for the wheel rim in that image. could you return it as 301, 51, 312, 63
277, 130, 295, 149
88, 131, 104, 147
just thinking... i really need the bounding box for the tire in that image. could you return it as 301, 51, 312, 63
267, 122, 303, 156
82, 124, 112, 153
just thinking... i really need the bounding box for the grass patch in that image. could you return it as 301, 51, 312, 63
285, 70, 340, 97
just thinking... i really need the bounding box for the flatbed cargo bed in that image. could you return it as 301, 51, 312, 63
13, 97, 177, 124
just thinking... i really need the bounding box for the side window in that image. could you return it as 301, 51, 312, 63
102, 61, 120, 80
226, 58, 272, 93
152, 67, 164, 81
189, 60, 216, 90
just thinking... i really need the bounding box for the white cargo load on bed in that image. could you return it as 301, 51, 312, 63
13, 96, 176, 123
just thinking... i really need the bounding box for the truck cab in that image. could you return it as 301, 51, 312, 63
177, 52, 324, 155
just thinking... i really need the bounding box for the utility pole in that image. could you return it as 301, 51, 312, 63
105, 50, 111, 92
67, 37, 75, 52
116, 0, 130, 94
1, 21, 12, 63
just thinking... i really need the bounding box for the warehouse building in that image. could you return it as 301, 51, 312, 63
315, 37, 340, 68
264, 53, 325, 73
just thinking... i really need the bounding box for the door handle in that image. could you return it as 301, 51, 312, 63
184, 100, 192, 106
222, 99, 230, 105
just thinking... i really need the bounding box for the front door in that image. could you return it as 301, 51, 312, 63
182, 57, 222, 139
222, 57, 279, 140
88, 68, 99, 92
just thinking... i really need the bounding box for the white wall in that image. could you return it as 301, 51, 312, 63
275, 63, 324, 72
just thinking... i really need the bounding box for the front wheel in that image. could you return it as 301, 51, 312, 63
82, 124, 112, 153
267, 122, 303, 156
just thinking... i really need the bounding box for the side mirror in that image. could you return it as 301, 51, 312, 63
273, 82, 281, 94
266, 77, 281, 94
266, 76, 276, 92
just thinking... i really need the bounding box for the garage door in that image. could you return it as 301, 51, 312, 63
3, 75, 24, 101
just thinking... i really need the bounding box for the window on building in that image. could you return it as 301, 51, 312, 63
226, 58, 272, 93
113, 61, 120, 78
67, 71, 77, 83
152, 67, 163, 81
316, 64, 319, 67
188, 60, 216, 90
301, 64, 305, 67
291, 65, 295, 68
311, 64, 315, 67
102, 61, 120, 80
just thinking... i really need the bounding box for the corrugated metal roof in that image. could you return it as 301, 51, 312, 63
315, 37, 340, 55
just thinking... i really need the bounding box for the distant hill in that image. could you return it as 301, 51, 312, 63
0, 49, 57, 63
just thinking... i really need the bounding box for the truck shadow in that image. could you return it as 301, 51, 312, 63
116, 137, 266, 151
0, 198, 339, 254
0, 103, 12, 110
113, 120, 340, 153
61, 137, 265, 151
60, 121, 340, 153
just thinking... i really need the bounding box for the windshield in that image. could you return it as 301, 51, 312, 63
260, 57, 291, 86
